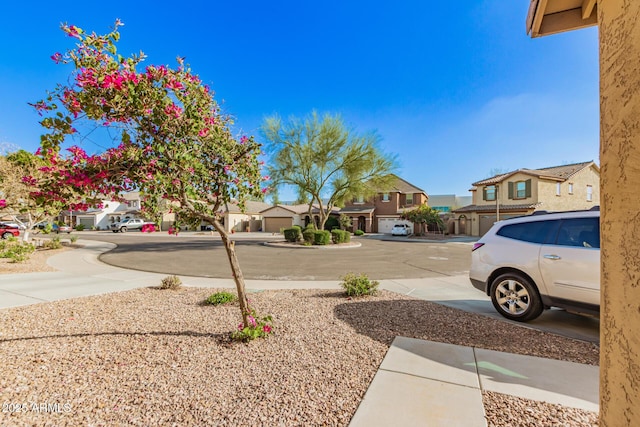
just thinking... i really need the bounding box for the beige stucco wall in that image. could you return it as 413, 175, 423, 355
537, 166, 600, 211
599, 1, 640, 425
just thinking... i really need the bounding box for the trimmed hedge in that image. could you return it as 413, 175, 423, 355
313, 230, 331, 245
331, 229, 351, 244
302, 229, 315, 244
283, 227, 301, 242
354, 229, 365, 236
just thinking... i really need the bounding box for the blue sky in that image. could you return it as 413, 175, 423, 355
0, 1, 599, 198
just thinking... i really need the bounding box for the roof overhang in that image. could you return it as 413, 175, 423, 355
527, 0, 597, 38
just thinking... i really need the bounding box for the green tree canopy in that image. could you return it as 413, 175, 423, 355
262, 111, 396, 229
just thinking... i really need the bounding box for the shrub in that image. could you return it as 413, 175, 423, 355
43, 236, 62, 249
75, 224, 85, 231
354, 229, 365, 236
340, 272, 379, 297
313, 230, 331, 245
324, 216, 340, 231
0, 238, 35, 263
331, 229, 351, 244
302, 229, 315, 244
231, 309, 274, 342
70, 235, 79, 243
283, 227, 301, 242
205, 291, 237, 305
160, 275, 182, 290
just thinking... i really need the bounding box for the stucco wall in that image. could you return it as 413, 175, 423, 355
537, 167, 600, 211
599, 1, 640, 425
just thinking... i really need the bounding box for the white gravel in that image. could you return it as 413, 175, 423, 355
0, 287, 599, 426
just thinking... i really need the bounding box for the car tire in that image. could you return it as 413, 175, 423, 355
112, 230, 117, 233
2, 232, 12, 239
489, 272, 544, 322
120, 227, 127, 233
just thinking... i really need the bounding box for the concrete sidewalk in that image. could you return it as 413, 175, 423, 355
0, 240, 600, 426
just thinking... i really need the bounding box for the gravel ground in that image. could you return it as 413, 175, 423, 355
0, 245, 70, 275
0, 284, 599, 426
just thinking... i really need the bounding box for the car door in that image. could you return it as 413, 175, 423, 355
538, 217, 600, 306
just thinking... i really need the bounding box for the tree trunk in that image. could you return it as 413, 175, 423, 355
211, 218, 251, 326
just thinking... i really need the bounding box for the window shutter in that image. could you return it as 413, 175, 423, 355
482, 187, 487, 201
508, 182, 514, 199
525, 179, 532, 198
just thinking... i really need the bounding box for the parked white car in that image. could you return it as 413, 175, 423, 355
470, 209, 600, 321
110, 218, 155, 233
391, 224, 411, 236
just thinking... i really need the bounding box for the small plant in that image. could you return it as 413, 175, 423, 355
205, 291, 237, 305
231, 310, 274, 342
43, 236, 62, 249
340, 272, 379, 297
160, 275, 182, 290
70, 235, 79, 243
354, 229, 365, 236
0, 238, 35, 263
75, 224, 85, 231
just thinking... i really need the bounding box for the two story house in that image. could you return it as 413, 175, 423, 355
453, 161, 600, 236
341, 174, 429, 233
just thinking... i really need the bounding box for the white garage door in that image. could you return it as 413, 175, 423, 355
378, 218, 412, 234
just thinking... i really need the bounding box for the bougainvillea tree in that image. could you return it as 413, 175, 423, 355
32, 21, 268, 329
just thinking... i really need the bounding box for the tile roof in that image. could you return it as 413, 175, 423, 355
454, 203, 541, 213
473, 161, 596, 186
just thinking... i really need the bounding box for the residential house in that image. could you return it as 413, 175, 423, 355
67, 192, 176, 230
341, 174, 429, 233
260, 204, 341, 233
211, 200, 272, 233
428, 194, 472, 214
453, 161, 600, 236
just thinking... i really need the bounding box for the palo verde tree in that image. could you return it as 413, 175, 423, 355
262, 111, 396, 230
31, 21, 268, 329
401, 204, 443, 236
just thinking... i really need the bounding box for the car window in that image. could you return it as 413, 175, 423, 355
496, 219, 560, 244
553, 217, 600, 248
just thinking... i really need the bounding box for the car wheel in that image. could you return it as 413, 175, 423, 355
120, 227, 127, 233
489, 272, 544, 322
2, 232, 12, 239
112, 230, 117, 233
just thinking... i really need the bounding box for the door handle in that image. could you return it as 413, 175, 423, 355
544, 255, 561, 260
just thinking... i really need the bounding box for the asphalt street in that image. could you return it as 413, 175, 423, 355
73, 232, 474, 280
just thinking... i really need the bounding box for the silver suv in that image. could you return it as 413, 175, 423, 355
470, 209, 600, 322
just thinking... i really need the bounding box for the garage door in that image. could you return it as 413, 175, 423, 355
264, 217, 293, 233
78, 217, 95, 228
378, 218, 411, 234
479, 214, 521, 236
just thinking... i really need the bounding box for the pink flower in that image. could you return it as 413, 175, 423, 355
263, 324, 272, 334
248, 316, 257, 328
67, 25, 81, 39
51, 52, 63, 64
0, 199, 6, 209
237, 323, 244, 331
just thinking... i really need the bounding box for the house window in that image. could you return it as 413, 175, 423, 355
405, 193, 413, 205
516, 181, 526, 199
484, 186, 496, 201
587, 185, 593, 202
508, 179, 531, 200
568, 183, 574, 194
382, 193, 390, 202
353, 195, 364, 204
556, 183, 561, 196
